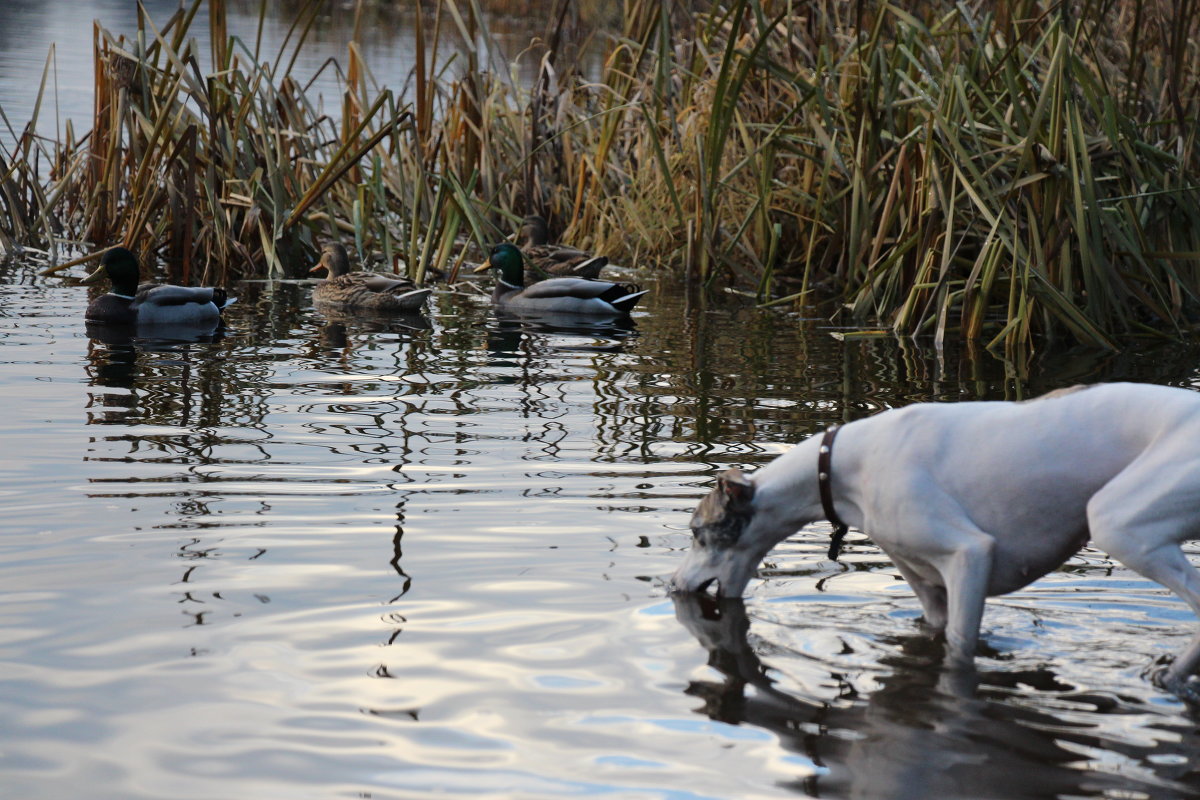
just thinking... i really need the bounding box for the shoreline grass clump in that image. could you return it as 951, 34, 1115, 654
12, 0, 467, 286
4, 0, 1200, 351
576, 0, 1200, 351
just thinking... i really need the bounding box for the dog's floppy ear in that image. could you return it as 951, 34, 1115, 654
718, 468, 754, 510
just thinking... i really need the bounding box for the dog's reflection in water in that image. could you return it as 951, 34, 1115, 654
672, 594, 1200, 799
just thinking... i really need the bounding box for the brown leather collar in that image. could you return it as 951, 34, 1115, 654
818, 426, 849, 560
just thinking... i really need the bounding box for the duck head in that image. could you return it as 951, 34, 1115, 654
81, 247, 141, 297
311, 244, 351, 278
517, 215, 550, 247
473, 243, 525, 287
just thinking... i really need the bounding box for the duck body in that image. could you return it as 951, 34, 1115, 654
311, 244, 432, 313
82, 247, 231, 325
475, 243, 645, 316
517, 215, 609, 282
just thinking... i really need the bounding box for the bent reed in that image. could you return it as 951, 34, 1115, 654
2, 0, 1199, 351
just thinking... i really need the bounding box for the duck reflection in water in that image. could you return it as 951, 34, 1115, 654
672, 594, 1200, 799
85, 317, 225, 348
492, 306, 638, 337
315, 306, 432, 337
84, 321, 226, 425
485, 310, 637, 360
313, 308, 432, 363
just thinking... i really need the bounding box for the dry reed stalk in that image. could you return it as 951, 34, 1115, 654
4, 0, 1200, 350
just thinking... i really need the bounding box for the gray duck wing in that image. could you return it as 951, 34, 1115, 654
517, 277, 619, 300
133, 285, 218, 307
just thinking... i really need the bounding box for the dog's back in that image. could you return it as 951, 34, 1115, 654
1020, 383, 1091, 402
868, 382, 1200, 475
837, 382, 1200, 594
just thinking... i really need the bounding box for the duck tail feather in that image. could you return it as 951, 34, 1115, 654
613, 289, 647, 306
570, 256, 609, 277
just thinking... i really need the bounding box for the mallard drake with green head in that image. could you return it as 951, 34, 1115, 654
81, 246, 232, 325
516, 215, 609, 282
310, 244, 433, 312
473, 243, 646, 315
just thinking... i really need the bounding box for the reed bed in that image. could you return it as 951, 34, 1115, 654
13, 0, 462, 286
592, 0, 1200, 351
4, 0, 1200, 350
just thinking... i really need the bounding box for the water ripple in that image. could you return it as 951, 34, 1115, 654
5, 259, 1200, 798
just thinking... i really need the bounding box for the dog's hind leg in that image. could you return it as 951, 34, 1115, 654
1093, 539, 1200, 696
1087, 463, 1200, 694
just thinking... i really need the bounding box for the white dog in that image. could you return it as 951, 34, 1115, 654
671, 382, 1200, 697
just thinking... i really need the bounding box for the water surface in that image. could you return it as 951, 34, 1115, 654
0, 0, 598, 149
4, 2, 1200, 797
3, 258, 1200, 799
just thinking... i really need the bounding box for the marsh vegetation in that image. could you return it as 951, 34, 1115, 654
3, 0, 1199, 351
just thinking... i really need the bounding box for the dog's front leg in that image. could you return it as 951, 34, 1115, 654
892, 560, 948, 630
939, 532, 996, 670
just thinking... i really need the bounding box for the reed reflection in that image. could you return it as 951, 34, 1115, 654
474, 313, 652, 465
629, 285, 1200, 474
672, 594, 1200, 799
372, 494, 414, 684
175, 532, 223, 628
388, 496, 413, 604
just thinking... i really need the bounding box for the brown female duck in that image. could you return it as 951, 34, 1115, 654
516, 215, 609, 283
310, 244, 432, 312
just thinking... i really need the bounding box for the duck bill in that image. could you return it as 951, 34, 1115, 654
309, 259, 328, 275
80, 264, 106, 285
472, 258, 493, 274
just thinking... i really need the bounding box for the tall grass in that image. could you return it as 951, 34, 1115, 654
593, 0, 1200, 352
14, 0, 465, 285
4, 0, 1200, 350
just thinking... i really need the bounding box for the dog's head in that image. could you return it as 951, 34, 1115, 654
670, 468, 763, 598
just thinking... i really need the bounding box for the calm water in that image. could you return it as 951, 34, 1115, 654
3, 259, 1200, 799
0, 0, 603, 149
5, 3, 1200, 798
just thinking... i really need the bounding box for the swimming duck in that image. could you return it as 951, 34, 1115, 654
516, 215, 609, 282
81, 246, 232, 325
473, 242, 646, 315
310, 243, 433, 312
